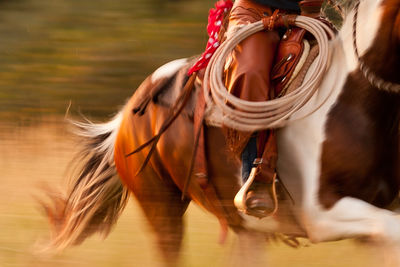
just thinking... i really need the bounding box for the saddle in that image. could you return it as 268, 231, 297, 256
272, 27, 309, 96
272, 0, 326, 96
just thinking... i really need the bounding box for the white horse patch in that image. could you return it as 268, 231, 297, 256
151, 58, 188, 83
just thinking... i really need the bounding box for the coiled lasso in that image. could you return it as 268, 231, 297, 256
203, 15, 335, 131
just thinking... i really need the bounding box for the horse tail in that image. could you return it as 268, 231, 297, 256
39, 112, 129, 252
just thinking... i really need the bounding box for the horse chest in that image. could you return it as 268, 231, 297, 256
318, 73, 400, 209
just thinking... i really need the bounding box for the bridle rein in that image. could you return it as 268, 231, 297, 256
352, 0, 400, 93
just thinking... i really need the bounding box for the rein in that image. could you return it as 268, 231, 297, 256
203, 15, 335, 132
352, 0, 400, 93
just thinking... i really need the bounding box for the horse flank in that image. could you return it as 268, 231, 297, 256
40, 112, 129, 252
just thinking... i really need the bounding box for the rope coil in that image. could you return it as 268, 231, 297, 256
203, 15, 335, 131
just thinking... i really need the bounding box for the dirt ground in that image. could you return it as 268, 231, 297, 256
0, 120, 380, 267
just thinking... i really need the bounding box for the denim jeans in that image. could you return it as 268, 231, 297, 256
241, 136, 257, 183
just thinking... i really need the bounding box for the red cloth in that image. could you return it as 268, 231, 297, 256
187, 0, 233, 76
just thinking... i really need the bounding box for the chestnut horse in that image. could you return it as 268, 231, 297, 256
41, 0, 400, 265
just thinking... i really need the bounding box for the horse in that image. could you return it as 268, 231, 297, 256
40, 0, 400, 265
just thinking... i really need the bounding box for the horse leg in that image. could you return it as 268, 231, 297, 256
126, 166, 190, 264
114, 98, 192, 264
229, 230, 268, 267
301, 197, 400, 265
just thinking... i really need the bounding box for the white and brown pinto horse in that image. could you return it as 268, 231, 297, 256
41, 0, 400, 265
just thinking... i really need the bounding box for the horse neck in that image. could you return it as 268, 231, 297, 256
336, 0, 400, 123
307, 0, 400, 121
338, 0, 383, 72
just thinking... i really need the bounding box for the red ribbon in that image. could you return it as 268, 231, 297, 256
187, 0, 233, 76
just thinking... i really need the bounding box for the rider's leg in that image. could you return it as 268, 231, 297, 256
241, 135, 257, 182
224, 0, 280, 215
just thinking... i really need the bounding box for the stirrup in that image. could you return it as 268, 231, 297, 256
234, 163, 278, 218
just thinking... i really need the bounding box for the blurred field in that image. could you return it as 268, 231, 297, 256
0, 0, 215, 122
0, 121, 381, 267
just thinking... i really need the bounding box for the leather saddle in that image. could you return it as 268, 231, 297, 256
272, 0, 326, 97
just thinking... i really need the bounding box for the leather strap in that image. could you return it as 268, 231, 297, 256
299, 0, 323, 18
257, 131, 268, 158
183, 82, 208, 197
262, 13, 297, 30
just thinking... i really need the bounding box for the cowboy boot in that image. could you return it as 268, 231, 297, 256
244, 130, 278, 217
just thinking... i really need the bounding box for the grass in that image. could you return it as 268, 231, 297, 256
0, 0, 215, 122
